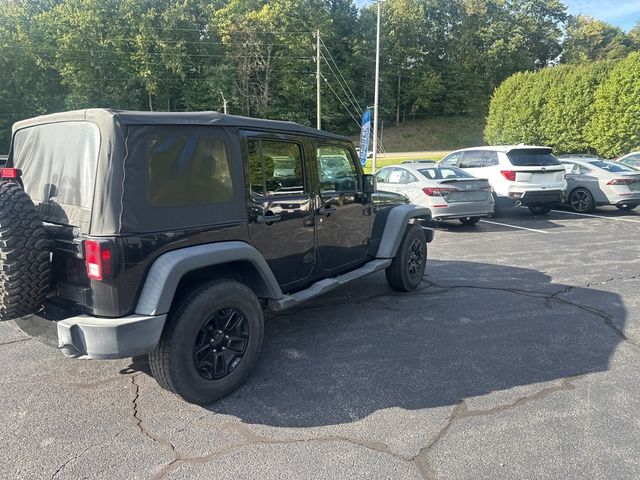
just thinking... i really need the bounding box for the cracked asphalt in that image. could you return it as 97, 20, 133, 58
1, 206, 639, 480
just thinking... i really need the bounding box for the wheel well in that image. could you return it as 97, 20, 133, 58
173, 261, 274, 308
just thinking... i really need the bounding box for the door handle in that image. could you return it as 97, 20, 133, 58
256, 212, 282, 224
317, 205, 337, 216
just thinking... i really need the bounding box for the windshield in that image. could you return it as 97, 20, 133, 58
589, 161, 638, 173
507, 149, 560, 167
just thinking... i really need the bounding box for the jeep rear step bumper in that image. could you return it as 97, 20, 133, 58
14, 312, 166, 360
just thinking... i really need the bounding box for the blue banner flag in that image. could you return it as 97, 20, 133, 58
359, 109, 372, 166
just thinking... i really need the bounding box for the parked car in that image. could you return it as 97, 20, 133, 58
401, 160, 437, 165
559, 158, 640, 212
0, 109, 435, 405
616, 152, 640, 170
375, 163, 493, 225
440, 146, 567, 214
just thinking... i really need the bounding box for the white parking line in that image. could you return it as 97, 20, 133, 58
551, 210, 640, 224
479, 219, 550, 234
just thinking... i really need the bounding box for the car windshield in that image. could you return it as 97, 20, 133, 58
418, 167, 473, 180
589, 161, 637, 173
507, 149, 560, 166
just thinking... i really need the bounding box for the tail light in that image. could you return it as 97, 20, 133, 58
500, 170, 516, 181
84, 240, 112, 281
0, 168, 21, 179
607, 179, 634, 185
423, 187, 456, 197
480, 184, 492, 191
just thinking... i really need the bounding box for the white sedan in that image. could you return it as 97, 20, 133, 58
375, 164, 494, 225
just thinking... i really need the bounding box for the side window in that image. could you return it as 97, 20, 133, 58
317, 145, 359, 192
248, 139, 304, 196
376, 168, 391, 183
481, 151, 499, 167
148, 134, 233, 206
399, 170, 418, 184
386, 168, 404, 184
440, 152, 460, 167
459, 151, 482, 168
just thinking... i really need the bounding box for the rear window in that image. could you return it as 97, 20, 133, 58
589, 161, 637, 173
507, 149, 560, 167
419, 167, 474, 180
12, 121, 99, 226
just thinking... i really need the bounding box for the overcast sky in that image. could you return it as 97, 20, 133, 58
355, 1, 640, 31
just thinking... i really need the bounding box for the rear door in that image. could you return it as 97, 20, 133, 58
315, 144, 370, 272
244, 133, 315, 289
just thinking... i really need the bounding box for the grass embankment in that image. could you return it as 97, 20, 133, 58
358, 116, 486, 173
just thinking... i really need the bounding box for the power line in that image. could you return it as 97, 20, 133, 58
320, 73, 360, 128
319, 37, 363, 116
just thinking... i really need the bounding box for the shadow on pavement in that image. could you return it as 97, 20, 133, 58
209, 260, 625, 427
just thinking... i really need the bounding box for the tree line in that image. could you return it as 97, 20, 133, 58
485, 52, 640, 158
1, 0, 639, 152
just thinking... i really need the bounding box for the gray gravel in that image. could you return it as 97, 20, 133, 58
1, 206, 639, 479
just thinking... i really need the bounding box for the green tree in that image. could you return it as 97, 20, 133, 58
562, 15, 631, 64
589, 53, 640, 157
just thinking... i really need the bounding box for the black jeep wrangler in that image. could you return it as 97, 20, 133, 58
0, 109, 433, 404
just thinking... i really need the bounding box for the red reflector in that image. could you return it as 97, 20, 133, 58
0, 168, 20, 179
607, 179, 633, 185
500, 170, 516, 181
422, 187, 456, 197
85, 240, 112, 281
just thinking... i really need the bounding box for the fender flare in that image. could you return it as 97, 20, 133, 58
135, 241, 283, 316
374, 204, 432, 259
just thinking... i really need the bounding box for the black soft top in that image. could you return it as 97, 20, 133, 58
10, 109, 350, 235
12, 108, 348, 142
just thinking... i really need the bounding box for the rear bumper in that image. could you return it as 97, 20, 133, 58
14, 312, 166, 360
498, 190, 564, 207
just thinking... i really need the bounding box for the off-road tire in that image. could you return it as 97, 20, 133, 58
149, 280, 264, 405
459, 217, 481, 225
0, 181, 51, 320
385, 224, 427, 292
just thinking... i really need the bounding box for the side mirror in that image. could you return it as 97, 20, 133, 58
362, 174, 376, 194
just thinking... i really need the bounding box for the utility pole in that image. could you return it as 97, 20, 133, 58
316, 30, 321, 130
219, 91, 228, 114
372, 1, 382, 173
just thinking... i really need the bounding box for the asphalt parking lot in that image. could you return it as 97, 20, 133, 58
1, 206, 639, 480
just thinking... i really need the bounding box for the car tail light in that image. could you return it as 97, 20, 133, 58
0, 168, 21, 179
607, 179, 634, 185
500, 170, 516, 181
85, 240, 112, 281
423, 187, 456, 197
480, 184, 492, 191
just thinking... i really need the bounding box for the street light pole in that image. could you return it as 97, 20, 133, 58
372, 0, 382, 173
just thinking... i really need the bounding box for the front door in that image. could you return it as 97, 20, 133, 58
315, 144, 370, 272
245, 135, 315, 289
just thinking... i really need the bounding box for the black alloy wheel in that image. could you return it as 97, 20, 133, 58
193, 307, 250, 380
386, 224, 427, 292
149, 280, 264, 405
407, 236, 425, 281
569, 188, 595, 213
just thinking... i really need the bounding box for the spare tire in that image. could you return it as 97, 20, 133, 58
0, 181, 51, 320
